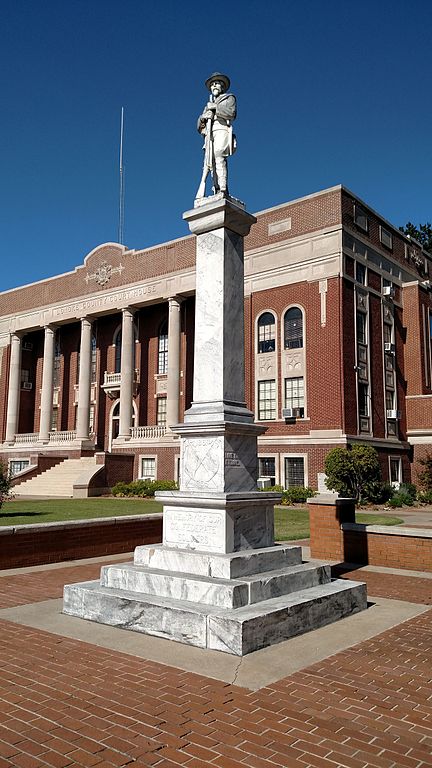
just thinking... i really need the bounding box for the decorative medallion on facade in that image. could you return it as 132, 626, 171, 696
85, 261, 124, 287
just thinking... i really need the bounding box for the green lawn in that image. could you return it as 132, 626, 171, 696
274, 507, 402, 541
0, 497, 162, 526
1, 498, 403, 539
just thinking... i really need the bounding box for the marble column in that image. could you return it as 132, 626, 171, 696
157, 196, 281, 554
39, 326, 56, 443
5, 333, 22, 444
118, 307, 135, 440
166, 296, 182, 429
76, 317, 92, 440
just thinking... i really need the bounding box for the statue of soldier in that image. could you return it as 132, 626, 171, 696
196, 73, 237, 200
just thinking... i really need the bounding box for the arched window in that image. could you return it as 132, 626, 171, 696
158, 320, 168, 374
257, 312, 276, 353
284, 307, 303, 349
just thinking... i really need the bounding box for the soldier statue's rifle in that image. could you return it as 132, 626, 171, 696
196, 94, 215, 199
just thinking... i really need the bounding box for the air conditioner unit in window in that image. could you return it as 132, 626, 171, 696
386, 409, 401, 420
22, 341, 33, 351
257, 478, 271, 489
21, 382, 33, 390
282, 408, 294, 419
384, 342, 395, 354
383, 286, 395, 298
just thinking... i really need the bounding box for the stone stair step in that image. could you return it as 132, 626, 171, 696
99, 560, 331, 608
134, 543, 303, 578
63, 577, 367, 656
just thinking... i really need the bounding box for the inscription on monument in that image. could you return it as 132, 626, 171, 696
225, 451, 241, 467
164, 508, 225, 551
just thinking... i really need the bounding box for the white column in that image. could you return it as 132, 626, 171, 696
118, 308, 135, 439
76, 318, 93, 440
39, 326, 56, 442
166, 297, 182, 428
5, 333, 22, 444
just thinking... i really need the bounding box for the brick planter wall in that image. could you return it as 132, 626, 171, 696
308, 496, 356, 560
341, 523, 432, 572
308, 496, 432, 572
0, 513, 162, 569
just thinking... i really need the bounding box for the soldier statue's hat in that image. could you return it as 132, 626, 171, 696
205, 72, 230, 91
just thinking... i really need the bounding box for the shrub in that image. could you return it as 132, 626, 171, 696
386, 485, 416, 508
0, 461, 12, 509
417, 452, 432, 492
359, 481, 393, 505
324, 445, 382, 501
112, 479, 177, 497
281, 486, 316, 505
417, 490, 432, 504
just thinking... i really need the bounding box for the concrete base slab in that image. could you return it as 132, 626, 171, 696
1, 596, 427, 689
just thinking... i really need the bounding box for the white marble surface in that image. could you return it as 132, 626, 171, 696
134, 544, 303, 579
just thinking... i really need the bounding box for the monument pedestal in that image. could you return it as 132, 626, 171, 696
63, 195, 366, 655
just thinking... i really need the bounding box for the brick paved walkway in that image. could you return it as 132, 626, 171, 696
0, 560, 431, 768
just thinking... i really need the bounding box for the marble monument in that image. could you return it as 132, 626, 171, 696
63, 74, 366, 655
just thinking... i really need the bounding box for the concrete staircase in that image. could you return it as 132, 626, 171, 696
14, 457, 97, 498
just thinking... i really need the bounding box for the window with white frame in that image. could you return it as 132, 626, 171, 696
9, 459, 30, 477
358, 382, 369, 417
157, 397, 167, 427
283, 307, 303, 349
140, 457, 156, 480
285, 457, 305, 488
51, 408, 58, 432
91, 335, 97, 383
158, 320, 168, 374
53, 335, 61, 388
389, 457, 401, 488
258, 457, 276, 485
257, 312, 276, 353
284, 377, 304, 417
258, 379, 276, 420
356, 311, 367, 345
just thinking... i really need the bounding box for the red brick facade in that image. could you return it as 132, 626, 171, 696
1, 186, 431, 489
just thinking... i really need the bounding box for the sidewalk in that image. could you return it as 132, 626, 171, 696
0, 552, 431, 768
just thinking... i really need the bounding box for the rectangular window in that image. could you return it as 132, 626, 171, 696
285, 457, 305, 488
89, 404, 95, 434
355, 262, 366, 285
9, 459, 30, 477
140, 457, 156, 480
51, 408, 58, 432
389, 457, 401, 488
284, 377, 304, 417
354, 205, 369, 233
358, 382, 369, 417
258, 457, 276, 485
356, 311, 367, 345
258, 380, 276, 420
158, 338, 168, 374
380, 226, 393, 250
383, 323, 392, 344
258, 319, 276, 353
386, 390, 394, 410
157, 397, 167, 427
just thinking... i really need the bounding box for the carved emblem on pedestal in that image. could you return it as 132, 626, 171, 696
85, 261, 125, 287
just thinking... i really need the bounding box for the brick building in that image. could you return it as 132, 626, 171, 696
1, 185, 431, 494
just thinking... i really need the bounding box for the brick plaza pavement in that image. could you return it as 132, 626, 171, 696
0, 557, 431, 768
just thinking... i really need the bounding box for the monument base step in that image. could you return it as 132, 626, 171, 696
63, 577, 367, 656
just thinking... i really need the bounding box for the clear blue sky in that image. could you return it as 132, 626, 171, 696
1, 0, 431, 292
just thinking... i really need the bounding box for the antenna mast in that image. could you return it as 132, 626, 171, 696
118, 107, 125, 244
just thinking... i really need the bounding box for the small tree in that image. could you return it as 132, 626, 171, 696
324, 445, 382, 501
0, 461, 12, 509
417, 452, 432, 492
